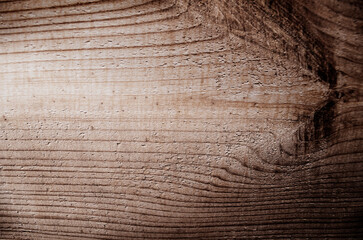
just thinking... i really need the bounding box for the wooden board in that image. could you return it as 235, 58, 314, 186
0, 0, 362, 239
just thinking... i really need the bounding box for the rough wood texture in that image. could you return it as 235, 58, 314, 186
0, 0, 362, 239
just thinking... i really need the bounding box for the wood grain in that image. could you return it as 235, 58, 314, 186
0, 0, 362, 239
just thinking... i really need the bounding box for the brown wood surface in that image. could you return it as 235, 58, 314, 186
0, 0, 362, 239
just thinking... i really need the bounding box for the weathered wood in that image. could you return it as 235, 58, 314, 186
0, 0, 362, 239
